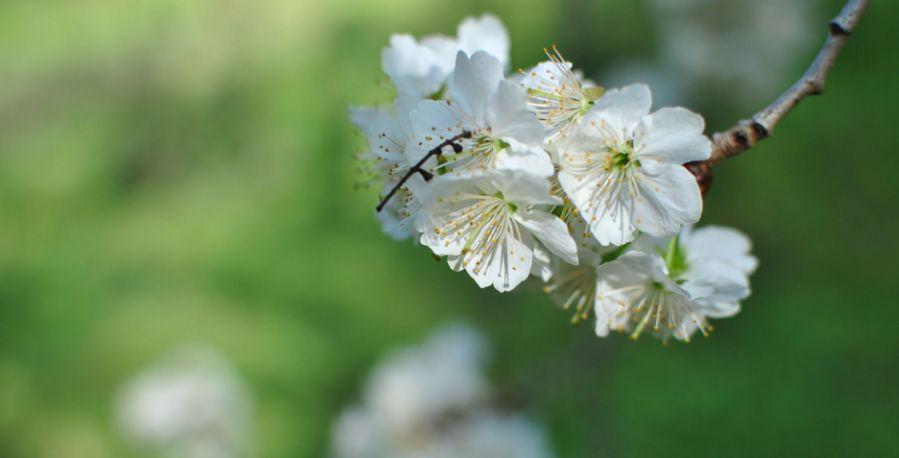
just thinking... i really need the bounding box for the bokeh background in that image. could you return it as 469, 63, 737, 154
1, 0, 897, 456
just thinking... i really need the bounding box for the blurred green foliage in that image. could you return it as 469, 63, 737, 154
0, 0, 896, 456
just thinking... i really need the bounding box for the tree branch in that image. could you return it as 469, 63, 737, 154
687, 0, 869, 193
376, 131, 472, 212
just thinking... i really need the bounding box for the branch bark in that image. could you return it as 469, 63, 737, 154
687, 0, 869, 193
376, 131, 472, 212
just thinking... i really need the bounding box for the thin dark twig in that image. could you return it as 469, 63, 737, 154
376, 131, 472, 212
688, 0, 870, 192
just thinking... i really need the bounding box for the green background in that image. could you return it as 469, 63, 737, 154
0, 0, 896, 456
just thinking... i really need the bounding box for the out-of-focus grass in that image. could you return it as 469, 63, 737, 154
0, 0, 896, 456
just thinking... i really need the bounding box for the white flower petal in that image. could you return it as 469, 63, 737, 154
450, 51, 504, 127
593, 252, 654, 337
414, 173, 545, 292
590, 84, 652, 129
448, 234, 533, 292
635, 107, 712, 164
682, 262, 749, 319
569, 216, 614, 265
529, 243, 554, 282
633, 164, 703, 237
368, 115, 408, 163
519, 61, 572, 93
381, 34, 446, 97
558, 170, 639, 246
418, 225, 466, 256
628, 232, 668, 258
465, 234, 532, 292
487, 81, 546, 145
415, 178, 474, 256
694, 293, 743, 319
456, 14, 510, 67
701, 300, 741, 319
403, 173, 431, 203
420, 35, 458, 75
684, 225, 758, 274
494, 141, 554, 177
518, 57, 591, 141
375, 185, 417, 241
594, 251, 702, 341
496, 171, 560, 207
350, 105, 387, 133
514, 210, 578, 265
408, 99, 465, 163
393, 91, 420, 135
447, 254, 466, 272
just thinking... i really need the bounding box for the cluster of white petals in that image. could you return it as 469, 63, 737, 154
331, 323, 554, 458
116, 344, 253, 458
352, 14, 758, 342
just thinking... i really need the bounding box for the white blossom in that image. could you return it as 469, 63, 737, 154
599, 225, 758, 341
519, 46, 605, 142
426, 412, 554, 458
409, 51, 553, 178
558, 84, 711, 246
381, 14, 509, 99
416, 171, 577, 292
353, 13, 762, 338
680, 225, 758, 276
635, 225, 757, 319
331, 407, 392, 458
116, 344, 253, 458
363, 324, 490, 434
594, 250, 706, 341
331, 323, 555, 458
456, 14, 511, 70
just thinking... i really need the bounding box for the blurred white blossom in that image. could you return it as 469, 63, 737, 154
423, 411, 555, 458
364, 324, 489, 433
332, 323, 554, 458
117, 344, 253, 458
648, 0, 818, 107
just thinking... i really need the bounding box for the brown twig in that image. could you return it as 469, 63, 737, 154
376, 131, 472, 212
688, 0, 869, 192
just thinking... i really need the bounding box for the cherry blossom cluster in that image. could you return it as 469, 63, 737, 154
351, 15, 757, 343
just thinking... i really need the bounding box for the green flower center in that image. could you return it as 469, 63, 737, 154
492, 138, 510, 154
606, 140, 639, 170
492, 191, 517, 213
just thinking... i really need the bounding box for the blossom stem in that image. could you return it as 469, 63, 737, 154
376, 131, 472, 212
688, 0, 870, 193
